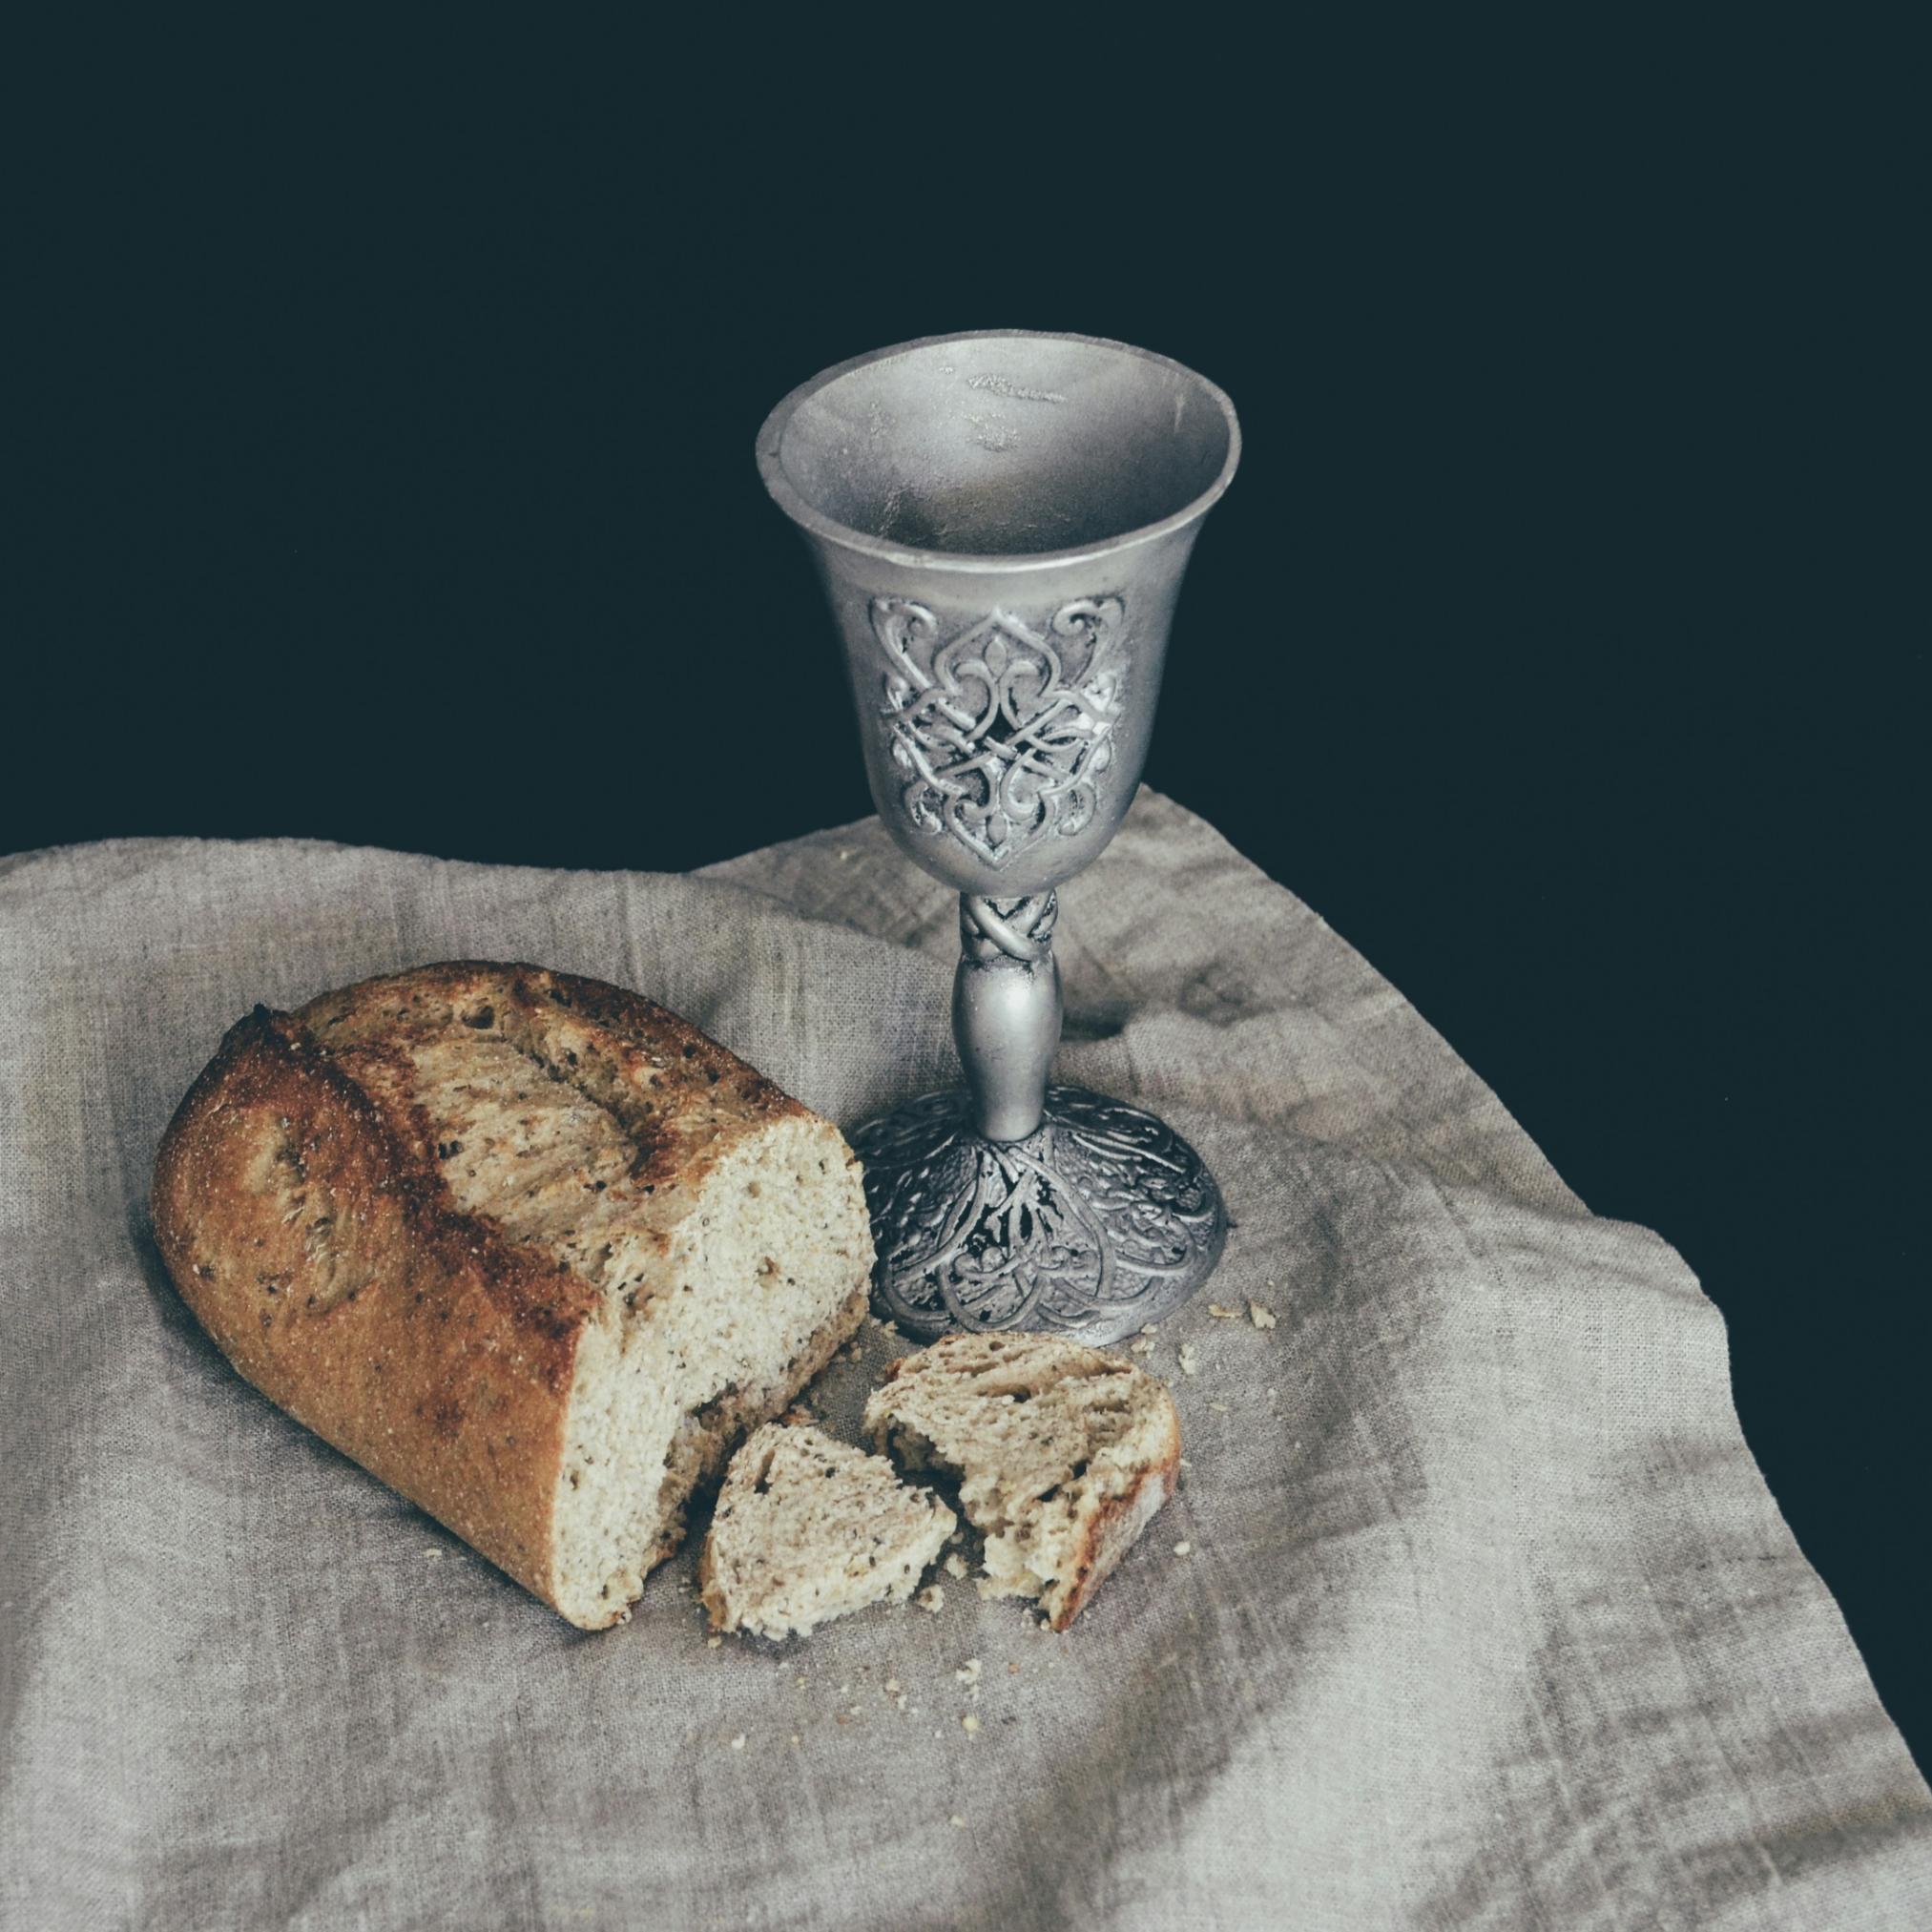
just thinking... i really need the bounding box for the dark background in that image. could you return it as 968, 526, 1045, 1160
10, 29, 1920, 1761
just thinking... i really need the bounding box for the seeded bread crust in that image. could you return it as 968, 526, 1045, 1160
151, 961, 870, 1628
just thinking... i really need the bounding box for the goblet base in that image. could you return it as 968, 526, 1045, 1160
849, 1086, 1228, 1348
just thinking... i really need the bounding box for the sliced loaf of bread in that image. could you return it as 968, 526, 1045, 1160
153, 963, 873, 1629
698, 1422, 956, 1638
863, 1333, 1180, 1631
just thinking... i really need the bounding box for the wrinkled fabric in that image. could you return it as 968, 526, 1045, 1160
1, 790, 1925, 1929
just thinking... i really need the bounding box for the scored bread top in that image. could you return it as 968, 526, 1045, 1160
294, 962, 812, 1316
151, 961, 838, 1613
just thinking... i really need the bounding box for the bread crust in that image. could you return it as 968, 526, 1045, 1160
151, 961, 850, 1623
1050, 1427, 1180, 1631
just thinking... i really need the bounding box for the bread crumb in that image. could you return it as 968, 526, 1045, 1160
706, 1635, 722, 1650
1141, 1324, 1158, 1335
916, 1585, 945, 1613
895, 1693, 908, 1712
961, 1714, 981, 1735
1208, 1303, 1238, 1319
1177, 1343, 1200, 1377
1008, 1661, 1021, 1674
949, 1814, 967, 1828
1209, 1401, 1229, 1415
945, 1551, 968, 1578
1174, 1540, 1192, 1556
795, 1675, 808, 1689
729, 1735, 746, 1751
884, 1677, 902, 1696
791, 1734, 802, 1746
1249, 1300, 1277, 1330
1128, 1337, 1154, 1357
955, 1658, 982, 1687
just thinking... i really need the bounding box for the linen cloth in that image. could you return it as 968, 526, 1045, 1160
1, 790, 1925, 1930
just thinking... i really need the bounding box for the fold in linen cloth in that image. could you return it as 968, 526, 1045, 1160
1, 789, 1925, 1929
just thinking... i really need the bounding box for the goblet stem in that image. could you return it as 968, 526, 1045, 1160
951, 892, 1062, 1142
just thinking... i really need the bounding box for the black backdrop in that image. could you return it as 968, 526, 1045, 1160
10, 27, 1920, 1766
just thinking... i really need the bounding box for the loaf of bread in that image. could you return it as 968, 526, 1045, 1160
698, 1421, 955, 1639
151, 962, 873, 1629
864, 1333, 1180, 1631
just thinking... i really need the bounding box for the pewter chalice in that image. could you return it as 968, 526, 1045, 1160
758, 331, 1240, 1346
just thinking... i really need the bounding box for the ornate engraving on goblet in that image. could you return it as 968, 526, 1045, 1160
873, 593, 1127, 869
758, 330, 1240, 1346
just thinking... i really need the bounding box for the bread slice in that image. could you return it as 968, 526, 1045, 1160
697, 1422, 956, 1639
863, 1334, 1180, 1631
151, 962, 873, 1629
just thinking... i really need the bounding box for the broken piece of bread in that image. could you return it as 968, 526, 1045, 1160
698, 1422, 956, 1639
863, 1333, 1180, 1631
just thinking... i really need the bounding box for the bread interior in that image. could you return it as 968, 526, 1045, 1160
551, 1119, 867, 1623
700, 1423, 955, 1638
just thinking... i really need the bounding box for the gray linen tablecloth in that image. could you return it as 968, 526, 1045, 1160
2, 790, 1926, 1929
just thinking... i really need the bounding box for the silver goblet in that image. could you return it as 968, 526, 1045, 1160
758, 330, 1240, 1346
